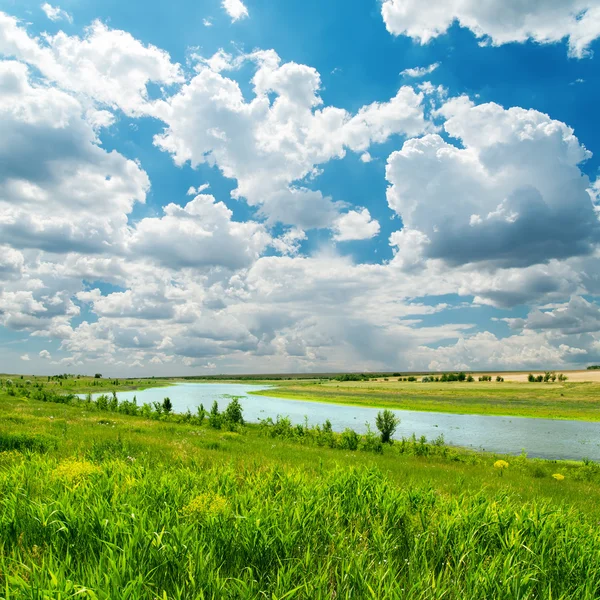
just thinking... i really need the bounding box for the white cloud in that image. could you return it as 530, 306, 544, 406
222, 0, 249, 22
152, 50, 429, 228
333, 209, 380, 242
360, 152, 373, 163
271, 228, 307, 256
39, 349, 51, 359
187, 183, 210, 195
128, 194, 271, 270
381, 0, 600, 58
0, 12, 183, 115
41, 3, 73, 24
386, 97, 598, 269
203, 18, 213, 27
0, 60, 149, 254
401, 62, 440, 78
20, 353, 30, 361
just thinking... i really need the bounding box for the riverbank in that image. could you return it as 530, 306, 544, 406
2, 391, 600, 597
6, 373, 600, 422
250, 379, 600, 421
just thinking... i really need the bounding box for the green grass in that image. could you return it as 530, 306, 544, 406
2, 390, 600, 598
252, 379, 600, 421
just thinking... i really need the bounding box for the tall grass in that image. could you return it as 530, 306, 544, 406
2, 451, 600, 599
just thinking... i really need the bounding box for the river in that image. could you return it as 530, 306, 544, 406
85, 382, 600, 461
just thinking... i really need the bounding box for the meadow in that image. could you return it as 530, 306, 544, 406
2, 378, 600, 598
252, 377, 600, 421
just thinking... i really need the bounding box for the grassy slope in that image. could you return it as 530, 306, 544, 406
251, 379, 600, 421
2, 392, 600, 597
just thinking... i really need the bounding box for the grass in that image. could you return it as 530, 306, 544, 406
3, 387, 600, 598
8, 373, 600, 422
251, 379, 600, 421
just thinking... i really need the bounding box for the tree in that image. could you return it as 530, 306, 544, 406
223, 397, 244, 426
209, 400, 221, 429
528, 374, 535, 382
375, 409, 400, 444
162, 397, 173, 414
94, 373, 102, 379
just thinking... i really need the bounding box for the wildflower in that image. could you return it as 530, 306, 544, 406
182, 492, 228, 520
494, 460, 509, 476
552, 473, 565, 481
53, 459, 100, 486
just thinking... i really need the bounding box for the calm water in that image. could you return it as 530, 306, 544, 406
86, 383, 600, 461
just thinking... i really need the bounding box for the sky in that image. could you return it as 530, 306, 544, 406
1, 0, 600, 376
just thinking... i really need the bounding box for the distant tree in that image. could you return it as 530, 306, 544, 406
496, 376, 504, 382
375, 409, 400, 444
94, 373, 102, 379
528, 374, 535, 383
162, 397, 173, 414
536, 375, 544, 383
466, 375, 474, 382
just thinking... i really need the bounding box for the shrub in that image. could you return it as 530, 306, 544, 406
162, 397, 173, 414
223, 397, 244, 427
375, 409, 400, 444
208, 401, 221, 429
339, 428, 360, 451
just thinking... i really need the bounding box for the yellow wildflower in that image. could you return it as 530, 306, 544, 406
494, 460, 509, 477
53, 459, 100, 486
552, 473, 565, 481
182, 492, 228, 520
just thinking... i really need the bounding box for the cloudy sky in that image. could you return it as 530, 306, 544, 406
1, 0, 600, 375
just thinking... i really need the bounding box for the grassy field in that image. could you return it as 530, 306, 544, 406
2, 385, 600, 598
251, 378, 600, 421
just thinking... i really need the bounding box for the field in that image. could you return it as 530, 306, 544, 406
253, 377, 600, 421
3, 380, 600, 598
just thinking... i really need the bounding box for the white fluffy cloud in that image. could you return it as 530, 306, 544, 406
0, 12, 183, 114
222, 0, 249, 21
152, 50, 429, 228
41, 3, 72, 24
333, 209, 380, 242
128, 194, 271, 270
0, 60, 149, 254
381, 0, 600, 58
387, 97, 599, 269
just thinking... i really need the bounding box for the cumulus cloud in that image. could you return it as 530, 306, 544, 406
39, 349, 51, 359
401, 62, 440, 78
41, 3, 73, 24
20, 353, 30, 361
128, 194, 271, 270
222, 0, 249, 21
0, 12, 183, 115
333, 209, 380, 242
381, 0, 600, 58
509, 296, 600, 334
387, 97, 599, 269
0, 60, 149, 254
152, 50, 429, 228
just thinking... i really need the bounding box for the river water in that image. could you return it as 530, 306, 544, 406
86, 382, 600, 461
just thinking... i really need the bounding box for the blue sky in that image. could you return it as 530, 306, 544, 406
2, 0, 600, 375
